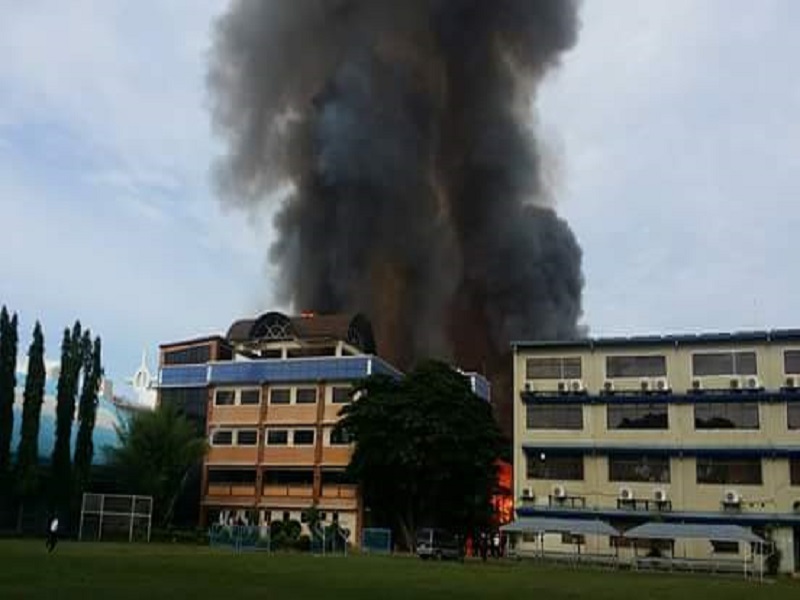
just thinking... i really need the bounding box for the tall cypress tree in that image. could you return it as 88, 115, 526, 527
73, 333, 101, 501
15, 322, 46, 530
0, 307, 19, 491
50, 322, 83, 513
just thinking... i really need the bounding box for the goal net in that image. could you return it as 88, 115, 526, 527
78, 493, 153, 542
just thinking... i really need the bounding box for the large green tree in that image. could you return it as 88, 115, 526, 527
73, 334, 102, 502
50, 322, 84, 512
0, 307, 19, 491
106, 404, 207, 527
335, 360, 504, 550
14, 322, 46, 529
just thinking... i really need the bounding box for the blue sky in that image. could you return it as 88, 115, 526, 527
1, 1, 799, 384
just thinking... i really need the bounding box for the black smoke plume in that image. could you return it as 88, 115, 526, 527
208, 0, 584, 431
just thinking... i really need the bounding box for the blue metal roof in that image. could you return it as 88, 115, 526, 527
522, 443, 800, 458
520, 390, 800, 405
516, 505, 800, 527
512, 329, 800, 351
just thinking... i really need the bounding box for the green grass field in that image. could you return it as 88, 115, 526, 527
0, 540, 797, 600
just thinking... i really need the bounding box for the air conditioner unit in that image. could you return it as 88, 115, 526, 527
619, 487, 634, 502
691, 378, 702, 392
793, 500, 800, 513
569, 379, 585, 393
603, 380, 615, 393
654, 378, 669, 393
521, 487, 534, 500
557, 380, 568, 393
729, 378, 741, 390
640, 379, 651, 392
785, 377, 798, 390
524, 382, 532, 392
723, 490, 741, 505
654, 489, 668, 503
552, 484, 567, 499
745, 376, 760, 390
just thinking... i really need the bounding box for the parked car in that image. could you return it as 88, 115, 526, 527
416, 528, 464, 561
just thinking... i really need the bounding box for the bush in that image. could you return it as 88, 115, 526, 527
294, 534, 311, 552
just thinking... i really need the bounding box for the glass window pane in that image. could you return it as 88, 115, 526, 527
734, 352, 757, 376
788, 405, 800, 430
526, 454, 583, 481
608, 455, 670, 483
212, 430, 233, 445
296, 388, 318, 404
240, 389, 261, 405
330, 427, 352, 446
215, 390, 235, 406
784, 351, 800, 375
607, 404, 668, 430
332, 387, 352, 404
270, 388, 291, 404
562, 358, 582, 379
696, 457, 762, 484
526, 358, 562, 379
695, 403, 759, 429
526, 404, 583, 430
606, 356, 667, 378
791, 458, 800, 485
237, 430, 258, 446
266, 430, 288, 446
693, 353, 734, 377
293, 430, 315, 446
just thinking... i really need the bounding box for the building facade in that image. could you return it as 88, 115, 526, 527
158, 311, 491, 544
512, 331, 800, 573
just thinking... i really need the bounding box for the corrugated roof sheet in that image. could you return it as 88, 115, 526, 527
501, 517, 619, 537
624, 523, 763, 543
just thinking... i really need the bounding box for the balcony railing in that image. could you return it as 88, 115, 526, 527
617, 498, 672, 512
548, 495, 586, 509
207, 484, 257, 497
320, 485, 357, 500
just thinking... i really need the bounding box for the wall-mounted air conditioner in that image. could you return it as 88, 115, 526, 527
552, 484, 567, 499
521, 487, 534, 500
568, 379, 585, 393
723, 490, 741, 506
619, 487, 634, 502
639, 379, 651, 392
785, 377, 798, 390
654, 489, 668, 503
745, 376, 761, 390
653, 378, 669, 393
603, 380, 615, 393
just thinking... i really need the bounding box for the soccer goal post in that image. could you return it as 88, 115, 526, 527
78, 493, 153, 543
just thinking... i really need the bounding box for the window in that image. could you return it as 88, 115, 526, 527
264, 469, 314, 485
270, 388, 291, 405
526, 454, 584, 481
711, 541, 739, 554
692, 351, 757, 376
266, 430, 289, 446
608, 455, 670, 483
784, 350, 800, 375
212, 430, 233, 446
236, 430, 258, 446
159, 388, 208, 430
330, 427, 353, 446
788, 404, 800, 430
607, 403, 668, 430
525, 404, 583, 430
525, 357, 582, 380
694, 403, 759, 429
561, 533, 585, 545
606, 355, 667, 378
791, 458, 800, 486
240, 389, 261, 405
696, 457, 762, 485
163, 344, 211, 365
296, 388, 317, 404
293, 430, 315, 446
332, 387, 352, 404
214, 390, 235, 406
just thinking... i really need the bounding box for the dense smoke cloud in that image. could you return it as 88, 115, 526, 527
208, 0, 584, 416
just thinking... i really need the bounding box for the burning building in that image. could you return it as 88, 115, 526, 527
207, 0, 585, 435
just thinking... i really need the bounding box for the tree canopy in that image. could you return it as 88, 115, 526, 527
0, 307, 19, 488
15, 322, 46, 503
106, 404, 207, 527
334, 360, 504, 550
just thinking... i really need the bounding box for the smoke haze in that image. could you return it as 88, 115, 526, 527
208, 0, 584, 429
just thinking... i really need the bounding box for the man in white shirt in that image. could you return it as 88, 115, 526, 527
46, 516, 59, 553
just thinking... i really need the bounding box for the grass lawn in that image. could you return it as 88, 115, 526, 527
0, 540, 797, 600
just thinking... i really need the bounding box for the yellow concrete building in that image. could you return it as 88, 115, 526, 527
512, 331, 800, 573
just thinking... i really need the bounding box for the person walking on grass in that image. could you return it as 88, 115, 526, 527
46, 516, 59, 553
